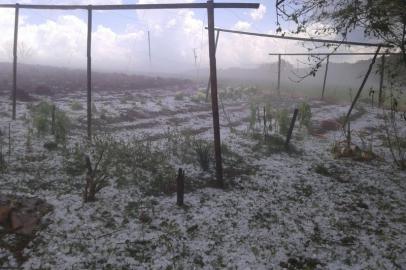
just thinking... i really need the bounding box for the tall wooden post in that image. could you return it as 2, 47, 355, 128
87, 6, 92, 140
12, 4, 19, 120
148, 30, 151, 64
378, 54, 385, 107
321, 55, 330, 100
205, 30, 220, 101
277, 54, 281, 95
207, 0, 223, 187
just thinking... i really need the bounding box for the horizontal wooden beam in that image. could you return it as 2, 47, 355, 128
208, 27, 393, 48
269, 52, 400, 56
0, 2, 259, 10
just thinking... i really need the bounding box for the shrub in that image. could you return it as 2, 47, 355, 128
70, 101, 83, 111
174, 91, 184, 100
193, 139, 212, 171
298, 102, 312, 129
277, 109, 290, 135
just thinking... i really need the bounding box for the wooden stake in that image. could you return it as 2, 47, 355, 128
87, 7, 92, 140
343, 46, 381, 127
321, 55, 329, 100
12, 5, 19, 120
148, 30, 151, 65
207, 0, 223, 187
176, 168, 184, 206
205, 30, 220, 101
277, 54, 281, 96
378, 54, 385, 108
285, 108, 298, 147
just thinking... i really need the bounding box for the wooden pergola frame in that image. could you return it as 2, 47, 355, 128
1, 1, 260, 186
205, 27, 396, 109
269, 52, 400, 103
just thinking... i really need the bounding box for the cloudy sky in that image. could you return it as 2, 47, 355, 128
0, 0, 381, 74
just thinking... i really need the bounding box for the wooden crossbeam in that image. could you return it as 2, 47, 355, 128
208, 27, 393, 48
0, 3, 259, 10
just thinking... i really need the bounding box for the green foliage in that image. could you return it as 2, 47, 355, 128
193, 139, 212, 171
31, 101, 70, 143
298, 102, 312, 129
70, 101, 83, 111
191, 91, 206, 103
276, 109, 289, 135
174, 91, 184, 100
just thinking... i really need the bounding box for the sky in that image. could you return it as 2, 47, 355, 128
0, 0, 382, 74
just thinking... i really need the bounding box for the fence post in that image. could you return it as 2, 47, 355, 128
321, 55, 330, 100
205, 30, 220, 101
378, 54, 385, 108
12, 4, 19, 120
87, 6, 92, 140
277, 54, 281, 96
285, 108, 298, 147
207, 0, 224, 187
176, 168, 184, 206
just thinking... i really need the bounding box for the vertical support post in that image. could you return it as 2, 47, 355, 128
148, 30, 151, 65
87, 6, 92, 140
285, 108, 298, 147
378, 54, 385, 108
176, 168, 184, 206
205, 30, 220, 101
321, 55, 330, 100
12, 4, 19, 120
207, 0, 223, 187
277, 54, 281, 96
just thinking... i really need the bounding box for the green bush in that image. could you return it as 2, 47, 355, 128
299, 102, 312, 128
277, 109, 289, 135
193, 139, 212, 171
174, 91, 184, 100
70, 101, 83, 111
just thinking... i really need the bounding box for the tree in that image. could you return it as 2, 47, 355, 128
276, 0, 406, 63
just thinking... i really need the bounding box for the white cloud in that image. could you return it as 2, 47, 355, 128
250, 4, 266, 21
234, 21, 251, 31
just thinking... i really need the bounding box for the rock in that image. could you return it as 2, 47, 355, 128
43, 141, 58, 150
10, 212, 39, 236
0, 206, 12, 224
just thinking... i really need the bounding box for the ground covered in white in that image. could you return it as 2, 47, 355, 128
0, 87, 405, 269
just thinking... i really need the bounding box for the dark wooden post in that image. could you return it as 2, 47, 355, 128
207, 0, 223, 187
321, 55, 329, 100
148, 30, 151, 64
285, 108, 298, 147
277, 54, 281, 96
12, 4, 19, 120
205, 30, 220, 101
176, 168, 184, 206
344, 46, 381, 127
378, 54, 385, 108
87, 6, 92, 140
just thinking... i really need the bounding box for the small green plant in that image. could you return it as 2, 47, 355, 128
70, 101, 83, 111
193, 139, 211, 171
191, 91, 206, 103
174, 91, 184, 100
277, 109, 290, 135
298, 102, 312, 129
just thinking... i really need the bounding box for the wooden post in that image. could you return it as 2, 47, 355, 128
321, 55, 329, 100
205, 30, 220, 101
378, 54, 385, 108
277, 54, 281, 96
207, 0, 223, 187
344, 46, 381, 127
12, 5, 19, 120
285, 108, 298, 147
176, 168, 184, 206
148, 30, 151, 64
87, 6, 92, 140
